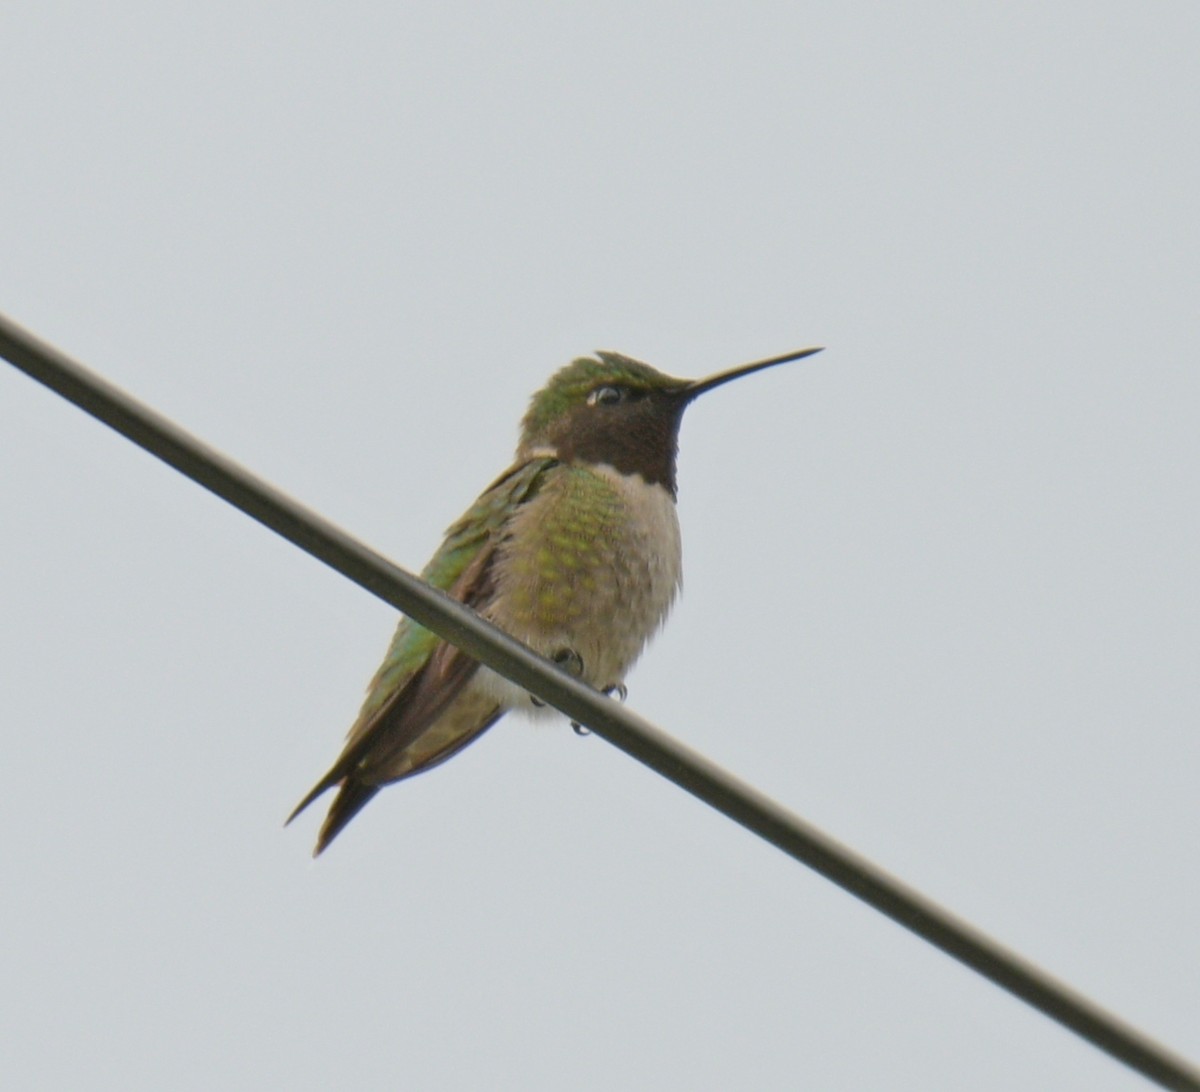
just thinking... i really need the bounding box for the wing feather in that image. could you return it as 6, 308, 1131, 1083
287, 456, 558, 852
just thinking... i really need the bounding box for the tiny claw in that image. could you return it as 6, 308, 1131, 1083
571, 682, 625, 734
552, 647, 585, 677
532, 649, 585, 707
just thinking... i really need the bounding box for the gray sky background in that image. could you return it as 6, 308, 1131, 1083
2, 4, 1197, 1090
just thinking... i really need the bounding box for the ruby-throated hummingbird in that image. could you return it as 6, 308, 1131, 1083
288, 346, 822, 854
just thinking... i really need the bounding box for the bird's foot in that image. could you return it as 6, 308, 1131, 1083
571, 682, 628, 736
553, 647, 585, 676
531, 647, 586, 707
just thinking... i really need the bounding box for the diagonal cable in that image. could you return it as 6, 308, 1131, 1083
1, 310, 1196, 1092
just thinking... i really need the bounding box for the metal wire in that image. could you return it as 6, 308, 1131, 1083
2, 310, 1197, 1091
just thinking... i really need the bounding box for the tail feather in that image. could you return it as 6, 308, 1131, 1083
285, 773, 338, 828
285, 759, 381, 857
312, 779, 381, 857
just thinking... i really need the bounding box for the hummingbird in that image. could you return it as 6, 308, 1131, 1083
288, 346, 822, 854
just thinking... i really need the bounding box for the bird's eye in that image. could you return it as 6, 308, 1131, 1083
587, 385, 624, 407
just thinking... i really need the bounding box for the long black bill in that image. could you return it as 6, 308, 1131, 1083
683, 346, 824, 401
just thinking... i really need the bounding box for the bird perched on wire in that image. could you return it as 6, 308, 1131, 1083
288, 346, 822, 854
